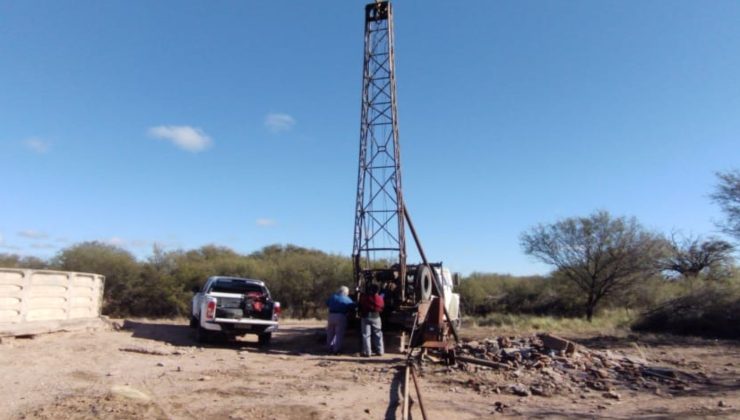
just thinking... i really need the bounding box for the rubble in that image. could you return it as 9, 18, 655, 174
539, 333, 576, 355
110, 385, 151, 402
492, 401, 508, 413
119, 345, 171, 356
603, 390, 621, 400
451, 334, 705, 400
510, 384, 531, 397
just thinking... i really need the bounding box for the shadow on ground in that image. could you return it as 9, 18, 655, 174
122, 320, 194, 346
120, 320, 404, 357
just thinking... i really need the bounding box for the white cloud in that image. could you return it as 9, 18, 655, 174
23, 138, 50, 154
105, 237, 126, 247
148, 125, 212, 152
256, 218, 277, 227
30, 243, 56, 250
18, 230, 49, 240
264, 113, 296, 133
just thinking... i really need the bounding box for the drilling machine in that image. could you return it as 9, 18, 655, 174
351, 0, 460, 352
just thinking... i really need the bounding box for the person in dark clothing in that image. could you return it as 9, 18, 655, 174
359, 283, 384, 356
325, 286, 355, 354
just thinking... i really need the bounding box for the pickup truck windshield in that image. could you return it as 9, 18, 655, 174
209, 279, 266, 295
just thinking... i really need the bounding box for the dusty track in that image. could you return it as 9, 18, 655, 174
0, 319, 738, 419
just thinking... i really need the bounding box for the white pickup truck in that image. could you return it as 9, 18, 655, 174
435, 266, 461, 325
191, 276, 280, 345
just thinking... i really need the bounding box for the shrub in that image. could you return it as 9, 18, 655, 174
457, 273, 584, 317
631, 281, 740, 339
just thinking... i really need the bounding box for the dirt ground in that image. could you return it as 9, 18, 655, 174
0, 319, 738, 419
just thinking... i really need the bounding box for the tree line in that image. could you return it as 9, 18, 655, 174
1, 243, 353, 318
0, 170, 738, 337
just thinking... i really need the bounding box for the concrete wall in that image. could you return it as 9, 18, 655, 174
0, 268, 105, 335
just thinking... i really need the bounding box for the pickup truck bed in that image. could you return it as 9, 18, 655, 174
191, 277, 280, 345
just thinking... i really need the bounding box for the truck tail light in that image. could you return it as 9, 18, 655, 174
205, 298, 217, 321
273, 301, 281, 319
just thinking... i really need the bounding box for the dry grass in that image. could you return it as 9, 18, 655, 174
463, 310, 635, 337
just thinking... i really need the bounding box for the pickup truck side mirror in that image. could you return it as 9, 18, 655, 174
191, 285, 200, 293
452, 273, 461, 287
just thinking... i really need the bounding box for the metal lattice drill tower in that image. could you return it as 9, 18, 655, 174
353, 1, 406, 279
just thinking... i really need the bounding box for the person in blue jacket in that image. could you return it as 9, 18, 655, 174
325, 286, 356, 355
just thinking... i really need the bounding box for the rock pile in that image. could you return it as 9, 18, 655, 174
450, 334, 702, 399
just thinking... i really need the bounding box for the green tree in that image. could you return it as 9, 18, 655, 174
457, 272, 584, 317
51, 241, 141, 315
521, 211, 665, 321
0, 254, 48, 269
249, 245, 353, 317
660, 235, 735, 282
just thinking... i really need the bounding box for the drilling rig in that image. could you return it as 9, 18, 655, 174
352, 0, 460, 351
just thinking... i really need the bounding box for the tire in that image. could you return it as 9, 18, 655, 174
415, 265, 433, 302
190, 316, 198, 328
257, 332, 272, 347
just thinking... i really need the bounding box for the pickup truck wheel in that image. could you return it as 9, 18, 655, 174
189, 316, 198, 328
257, 332, 272, 346
195, 325, 211, 344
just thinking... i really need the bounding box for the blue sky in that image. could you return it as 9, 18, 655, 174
1, 0, 738, 275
